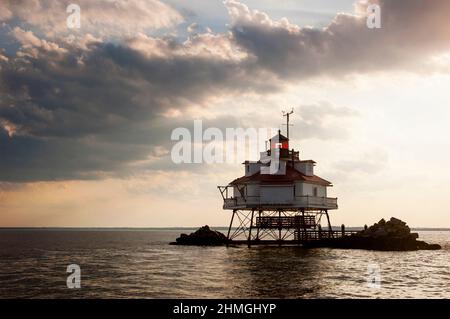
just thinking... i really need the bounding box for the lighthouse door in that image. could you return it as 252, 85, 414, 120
260, 186, 293, 204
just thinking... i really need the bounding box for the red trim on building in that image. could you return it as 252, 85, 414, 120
229, 165, 332, 186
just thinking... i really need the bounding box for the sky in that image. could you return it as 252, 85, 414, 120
1, 0, 450, 227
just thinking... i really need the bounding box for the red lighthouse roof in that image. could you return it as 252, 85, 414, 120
230, 165, 332, 186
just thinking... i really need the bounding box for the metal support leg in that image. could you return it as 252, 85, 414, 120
247, 209, 255, 248
226, 210, 236, 246
301, 209, 307, 242
255, 210, 262, 240
325, 210, 333, 237
278, 210, 282, 243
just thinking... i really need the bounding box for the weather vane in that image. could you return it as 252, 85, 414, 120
282, 108, 294, 140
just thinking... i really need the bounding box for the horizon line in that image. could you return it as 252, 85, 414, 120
1, 226, 450, 231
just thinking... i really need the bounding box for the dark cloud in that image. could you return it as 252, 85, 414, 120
0, 40, 270, 137
227, 0, 450, 79
0, 39, 259, 181
1, 0, 450, 182
0, 124, 155, 182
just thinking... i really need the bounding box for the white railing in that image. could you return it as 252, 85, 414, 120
295, 196, 337, 208
223, 195, 338, 209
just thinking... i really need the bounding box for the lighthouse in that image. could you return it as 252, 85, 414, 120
218, 112, 341, 246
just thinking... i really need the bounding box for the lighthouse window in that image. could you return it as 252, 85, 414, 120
313, 187, 318, 197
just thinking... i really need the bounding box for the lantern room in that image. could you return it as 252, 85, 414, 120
270, 130, 289, 149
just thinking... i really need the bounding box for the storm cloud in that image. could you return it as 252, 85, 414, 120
227, 0, 450, 78
1, 0, 450, 182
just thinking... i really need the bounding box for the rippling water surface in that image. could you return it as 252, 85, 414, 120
0, 229, 449, 298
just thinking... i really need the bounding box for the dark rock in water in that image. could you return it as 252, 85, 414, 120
171, 225, 228, 246
416, 241, 441, 250
306, 217, 441, 251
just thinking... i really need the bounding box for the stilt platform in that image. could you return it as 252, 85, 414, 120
227, 230, 357, 246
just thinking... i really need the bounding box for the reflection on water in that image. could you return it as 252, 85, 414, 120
0, 230, 449, 298
224, 247, 321, 298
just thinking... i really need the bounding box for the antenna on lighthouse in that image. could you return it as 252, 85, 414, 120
282, 108, 294, 140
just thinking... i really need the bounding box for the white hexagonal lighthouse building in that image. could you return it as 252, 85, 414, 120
218, 114, 340, 246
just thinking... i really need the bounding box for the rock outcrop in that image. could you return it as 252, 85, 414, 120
172, 219, 442, 250
307, 217, 441, 251
171, 225, 228, 246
